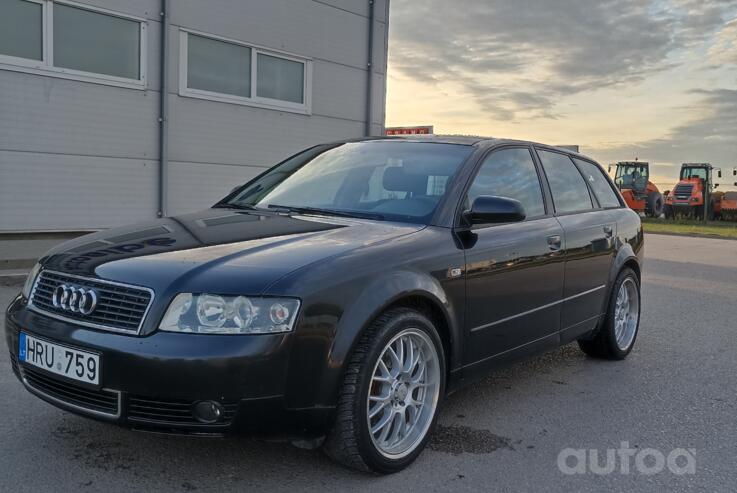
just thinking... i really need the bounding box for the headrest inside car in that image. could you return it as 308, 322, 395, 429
383, 167, 428, 193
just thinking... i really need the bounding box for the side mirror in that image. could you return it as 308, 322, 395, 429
464, 196, 526, 225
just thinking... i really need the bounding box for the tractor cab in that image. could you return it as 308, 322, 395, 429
665, 163, 718, 219
611, 161, 663, 217
679, 163, 712, 184
614, 162, 650, 196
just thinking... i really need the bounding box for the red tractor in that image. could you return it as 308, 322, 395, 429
611, 161, 664, 217
664, 163, 722, 220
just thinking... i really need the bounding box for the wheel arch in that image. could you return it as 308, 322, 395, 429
299, 270, 462, 411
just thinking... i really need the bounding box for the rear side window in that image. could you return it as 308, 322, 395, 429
573, 158, 621, 208
537, 150, 593, 214
467, 147, 545, 218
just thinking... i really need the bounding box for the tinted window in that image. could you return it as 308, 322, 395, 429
537, 150, 593, 213
574, 158, 621, 208
467, 148, 545, 218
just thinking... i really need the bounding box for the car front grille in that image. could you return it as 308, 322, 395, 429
128, 396, 238, 426
29, 270, 154, 334
21, 365, 120, 417
673, 184, 694, 199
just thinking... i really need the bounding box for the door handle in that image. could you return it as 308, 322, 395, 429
603, 225, 613, 238
547, 234, 562, 251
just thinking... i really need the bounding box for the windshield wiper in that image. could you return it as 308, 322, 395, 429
212, 203, 265, 211
267, 204, 384, 221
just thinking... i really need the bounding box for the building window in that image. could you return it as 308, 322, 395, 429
256, 53, 304, 104
0, 0, 43, 61
180, 30, 312, 114
54, 3, 141, 80
187, 34, 251, 98
0, 0, 146, 89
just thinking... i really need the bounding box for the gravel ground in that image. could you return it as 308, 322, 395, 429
1, 233, 735, 492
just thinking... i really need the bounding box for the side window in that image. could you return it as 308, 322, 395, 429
467, 148, 546, 218
573, 158, 621, 208
537, 150, 593, 214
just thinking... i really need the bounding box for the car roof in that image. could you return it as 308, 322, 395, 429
342, 135, 599, 163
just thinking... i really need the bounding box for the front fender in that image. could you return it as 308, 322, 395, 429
285, 269, 462, 410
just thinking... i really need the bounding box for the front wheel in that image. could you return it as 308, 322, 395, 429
578, 268, 641, 360
323, 308, 445, 473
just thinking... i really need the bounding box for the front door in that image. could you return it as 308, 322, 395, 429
461, 147, 565, 369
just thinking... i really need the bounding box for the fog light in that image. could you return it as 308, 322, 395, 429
192, 400, 223, 424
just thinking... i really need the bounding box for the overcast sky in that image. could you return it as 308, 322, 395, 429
386, 0, 737, 188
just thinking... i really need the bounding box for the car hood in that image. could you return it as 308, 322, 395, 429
38, 208, 424, 295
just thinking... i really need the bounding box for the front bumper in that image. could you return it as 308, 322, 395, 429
5, 296, 333, 437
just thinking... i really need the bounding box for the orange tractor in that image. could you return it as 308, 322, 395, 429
716, 166, 737, 220
663, 163, 736, 220
721, 191, 737, 221
611, 161, 664, 217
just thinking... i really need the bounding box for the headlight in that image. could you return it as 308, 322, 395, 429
159, 293, 300, 334
21, 263, 41, 299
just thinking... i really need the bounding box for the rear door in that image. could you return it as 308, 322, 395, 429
535, 149, 619, 340
462, 146, 565, 369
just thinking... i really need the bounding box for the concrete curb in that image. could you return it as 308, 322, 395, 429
644, 231, 737, 241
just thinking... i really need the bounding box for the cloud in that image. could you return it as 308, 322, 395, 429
389, 0, 735, 120
708, 17, 737, 65
587, 88, 737, 168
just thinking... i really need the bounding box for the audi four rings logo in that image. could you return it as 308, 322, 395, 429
52, 284, 98, 315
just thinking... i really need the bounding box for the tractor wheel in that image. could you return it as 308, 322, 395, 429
646, 192, 664, 217
709, 200, 720, 221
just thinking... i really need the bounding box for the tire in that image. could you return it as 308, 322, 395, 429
646, 192, 664, 217
323, 307, 446, 473
578, 268, 640, 360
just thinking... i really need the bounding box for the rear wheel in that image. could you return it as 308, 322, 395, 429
646, 192, 664, 217
578, 268, 640, 360
323, 308, 445, 473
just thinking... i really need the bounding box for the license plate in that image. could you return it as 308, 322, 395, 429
18, 332, 100, 385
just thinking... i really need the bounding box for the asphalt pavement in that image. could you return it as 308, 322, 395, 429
1, 233, 735, 492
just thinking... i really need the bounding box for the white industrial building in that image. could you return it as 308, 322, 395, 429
0, 0, 390, 232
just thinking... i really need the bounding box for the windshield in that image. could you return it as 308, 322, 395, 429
222, 141, 474, 223
681, 167, 708, 180
614, 164, 647, 189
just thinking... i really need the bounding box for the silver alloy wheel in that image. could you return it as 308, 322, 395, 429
614, 278, 639, 350
367, 328, 441, 459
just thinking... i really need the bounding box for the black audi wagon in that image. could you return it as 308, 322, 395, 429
5, 136, 643, 473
